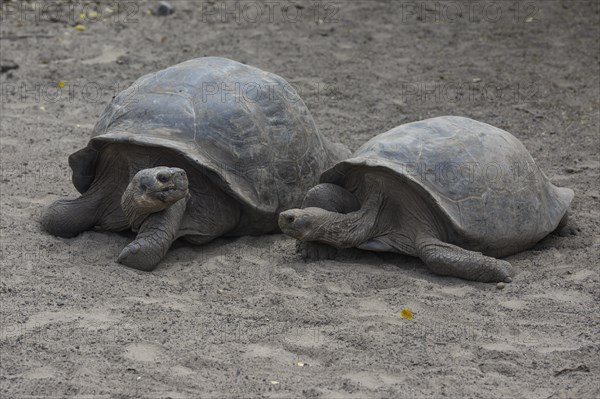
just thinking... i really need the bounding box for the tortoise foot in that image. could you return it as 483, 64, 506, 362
297, 241, 337, 261
557, 224, 581, 237
117, 240, 162, 271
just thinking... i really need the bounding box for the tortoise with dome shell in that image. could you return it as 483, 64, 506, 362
41, 57, 350, 271
279, 116, 575, 283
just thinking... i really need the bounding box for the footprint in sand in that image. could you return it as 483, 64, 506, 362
124, 343, 165, 362
23, 365, 56, 379
499, 299, 528, 310
81, 46, 127, 65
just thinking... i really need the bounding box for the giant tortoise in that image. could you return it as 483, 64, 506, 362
42, 57, 350, 270
279, 116, 574, 283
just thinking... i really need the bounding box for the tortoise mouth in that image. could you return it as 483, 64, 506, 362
139, 167, 189, 203
153, 186, 180, 194
138, 167, 189, 204
279, 210, 311, 240
148, 186, 188, 203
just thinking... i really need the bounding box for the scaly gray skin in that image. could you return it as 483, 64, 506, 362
279, 177, 515, 283
41, 144, 240, 271
292, 183, 361, 260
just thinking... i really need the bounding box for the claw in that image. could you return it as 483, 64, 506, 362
297, 241, 337, 262
117, 240, 160, 271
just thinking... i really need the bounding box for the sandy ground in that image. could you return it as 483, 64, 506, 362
1, 0, 599, 397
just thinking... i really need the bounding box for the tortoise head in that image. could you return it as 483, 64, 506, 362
279, 207, 342, 243
121, 167, 189, 229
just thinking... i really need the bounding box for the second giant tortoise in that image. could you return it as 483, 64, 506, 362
279, 116, 574, 283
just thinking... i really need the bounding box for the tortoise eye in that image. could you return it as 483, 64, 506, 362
157, 172, 171, 183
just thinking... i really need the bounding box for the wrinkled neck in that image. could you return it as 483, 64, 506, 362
121, 186, 146, 231
314, 198, 381, 248
120, 183, 173, 231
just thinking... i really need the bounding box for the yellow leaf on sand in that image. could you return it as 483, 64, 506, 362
400, 307, 413, 320
74, 24, 86, 31
79, 13, 86, 19
56, 81, 65, 88
269, 380, 279, 385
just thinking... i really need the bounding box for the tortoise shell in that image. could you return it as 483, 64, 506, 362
320, 116, 573, 255
69, 57, 349, 224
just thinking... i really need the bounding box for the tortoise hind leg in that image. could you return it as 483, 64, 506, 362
296, 183, 361, 261
415, 235, 513, 283
553, 212, 580, 237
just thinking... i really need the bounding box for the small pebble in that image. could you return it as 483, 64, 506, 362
153, 1, 175, 16
496, 282, 505, 290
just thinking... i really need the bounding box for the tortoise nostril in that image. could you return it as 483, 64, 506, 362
157, 171, 171, 183
285, 215, 295, 224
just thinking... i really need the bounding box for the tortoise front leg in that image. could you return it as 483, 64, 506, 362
416, 234, 513, 283
41, 192, 103, 238
117, 197, 188, 271
296, 183, 361, 261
